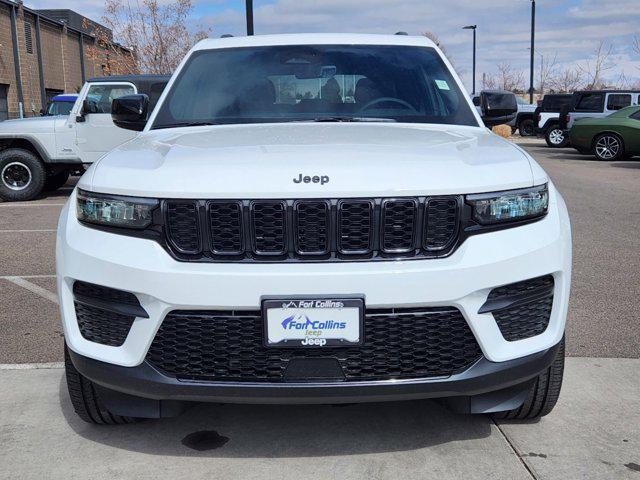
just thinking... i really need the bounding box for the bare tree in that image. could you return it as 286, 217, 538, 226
633, 36, 640, 56
549, 67, 582, 93
481, 72, 497, 90
537, 52, 558, 95
94, 0, 210, 75
496, 63, 525, 92
83, 19, 139, 75
577, 41, 613, 89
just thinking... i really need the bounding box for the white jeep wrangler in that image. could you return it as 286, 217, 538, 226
0, 75, 168, 201
58, 34, 571, 424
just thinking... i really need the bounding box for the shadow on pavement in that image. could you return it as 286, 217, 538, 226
58, 376, 492, 457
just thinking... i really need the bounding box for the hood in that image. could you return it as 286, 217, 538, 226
0, 115, 57, 134
84, 123, 543, 198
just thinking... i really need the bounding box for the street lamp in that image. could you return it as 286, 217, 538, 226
246, 0, 254, 36
529, 0, 536, 103
463, 25, 477, 95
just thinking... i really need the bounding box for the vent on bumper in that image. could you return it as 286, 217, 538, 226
480, 275, 555, 342
163, 196, 461, 262
73, 281, 147, 347
146, 307, 483, 382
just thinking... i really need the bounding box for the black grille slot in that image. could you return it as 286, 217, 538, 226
295, 201, 330, 254
338, 200, 373, 254
166, 202, 200, 253
487, 275, 555, 342
146, 307, 482, 382
209, 201, 243, 254
381, 199, 417, 253
424, 198, 459, 251
251, 201, 287, 255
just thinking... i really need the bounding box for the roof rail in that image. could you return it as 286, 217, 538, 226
220, 34, 234, 38
395, 31, 408, 35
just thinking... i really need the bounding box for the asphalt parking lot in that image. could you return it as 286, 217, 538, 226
0, 140, 639, 479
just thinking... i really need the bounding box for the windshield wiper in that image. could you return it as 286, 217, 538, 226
152, 121, 219, 130
309, 116, 396, 123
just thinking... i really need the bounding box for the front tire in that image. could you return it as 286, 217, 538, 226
545, 126, 568, 148
64, 345, 139, 425
492, 337, 565, 420
0, 148, 46, 201
593, 133, 624, 161
518, 118, 535, 137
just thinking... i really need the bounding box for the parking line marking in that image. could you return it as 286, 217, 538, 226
0, 203, 65, 207
0, 362, 63, 370
0, 229, 56, 233
0, 274, 55, 279
4, 276, 58, 304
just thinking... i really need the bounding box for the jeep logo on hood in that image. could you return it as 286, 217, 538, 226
293, 174, 329, 185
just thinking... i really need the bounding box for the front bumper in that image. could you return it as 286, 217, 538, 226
68, 340, 561, 416
57, 183, 571, 369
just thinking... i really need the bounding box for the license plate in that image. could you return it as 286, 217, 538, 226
263, 298, 363, 348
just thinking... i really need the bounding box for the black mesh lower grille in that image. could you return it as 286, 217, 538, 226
488, 275, 555, 341
72, 281, 141, 346
74, 302, 134, 347
146, 307, 482, 382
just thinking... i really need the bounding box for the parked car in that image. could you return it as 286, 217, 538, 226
0, 75, 170, 201
472, 91, 518, 128
507, 96, 537, 136
43, 94, 78, 117
58, 33, 571, 425
534, 94, 573, 147
557, 90, 640, 148
569, 106, 640, 160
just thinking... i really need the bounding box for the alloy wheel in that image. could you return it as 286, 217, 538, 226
548, 129, 564, 145
1, 161, 32, 191
595, 135, 620, 160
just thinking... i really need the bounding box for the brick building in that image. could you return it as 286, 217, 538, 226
0, 1, 133, 120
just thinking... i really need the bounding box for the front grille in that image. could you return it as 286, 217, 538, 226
487, 275, 555, 341
164, 196, 461, 262
72, 281, 143, 347
146, 307, 482, 382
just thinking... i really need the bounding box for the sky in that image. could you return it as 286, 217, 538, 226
27, 0, 640, 92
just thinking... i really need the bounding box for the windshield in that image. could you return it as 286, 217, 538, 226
46, 101, 74, 116
152, 45, 478, 129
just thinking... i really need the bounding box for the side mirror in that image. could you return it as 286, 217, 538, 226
111, 94, 149, 131
480, 90, 517, 127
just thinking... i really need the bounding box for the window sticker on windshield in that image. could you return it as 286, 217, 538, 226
435, 79, 450, 90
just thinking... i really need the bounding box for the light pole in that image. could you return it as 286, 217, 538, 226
463, 25, 477, 95
246, 0, 254, 36
529, 0, 536, 103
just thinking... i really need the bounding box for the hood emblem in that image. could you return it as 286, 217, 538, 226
293, 174, 329, 185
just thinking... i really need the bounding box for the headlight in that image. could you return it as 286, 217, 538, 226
466, 184, 548, 225
76, 189, 158, 229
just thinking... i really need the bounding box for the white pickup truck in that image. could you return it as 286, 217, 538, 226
0, 75, 169, 201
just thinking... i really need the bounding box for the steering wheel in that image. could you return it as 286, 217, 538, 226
359, 97, 418, 113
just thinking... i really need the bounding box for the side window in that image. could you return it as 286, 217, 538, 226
85, 84, 135, 114
606, 94, 631, 111
575, 93, 604, 112
630, 110, 640, 121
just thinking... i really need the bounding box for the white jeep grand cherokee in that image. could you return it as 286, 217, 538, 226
57, 34, 571, 424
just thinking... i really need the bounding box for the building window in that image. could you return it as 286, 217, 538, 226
24, 22, 34, 54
